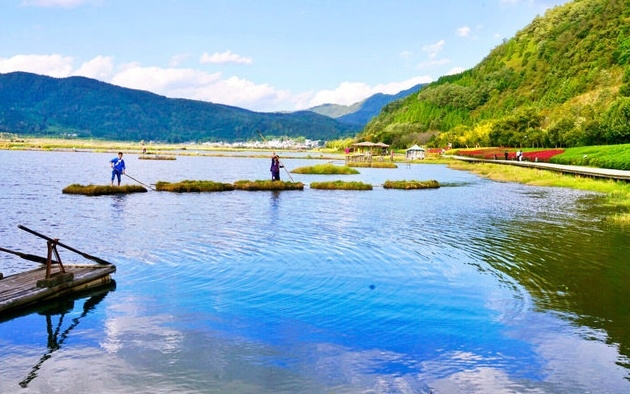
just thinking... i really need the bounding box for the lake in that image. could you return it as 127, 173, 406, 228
0, 150, 629, 393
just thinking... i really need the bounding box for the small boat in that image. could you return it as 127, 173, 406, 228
0, 225, 116, 316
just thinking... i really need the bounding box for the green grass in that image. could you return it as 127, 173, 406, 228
383, 180, 440, 189
347, 161, 398, 168
291, 163, 360, 174
551, 144, 630, 170
138, 154, 176, 160
310, 180, 373, 190
62, 184, 147, 196
155, 180, 234, 192
448, 160, 630, 226
233, 180, 305, 191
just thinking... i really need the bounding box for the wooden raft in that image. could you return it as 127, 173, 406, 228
0, 264, 116, 315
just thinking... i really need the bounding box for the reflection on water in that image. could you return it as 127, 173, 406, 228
0, 150, 629, 393
0, 282, 117, 388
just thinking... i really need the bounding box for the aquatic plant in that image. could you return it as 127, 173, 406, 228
233, 180, 305, 190
346, 161, 397, 168
138, 155, 176, 160
291, 163, 359, 175
155, 180, 234, 192
448, 161, 630, 226
383, 180, 440, 189
62, 184, 147, 196
310, 180, 373, 190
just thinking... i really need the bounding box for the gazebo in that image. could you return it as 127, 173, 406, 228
405, 144, 425, 160
346, 141, 390, 164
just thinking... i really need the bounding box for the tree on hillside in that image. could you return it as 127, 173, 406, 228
360, 0, 630, 149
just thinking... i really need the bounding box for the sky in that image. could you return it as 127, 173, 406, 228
0, 0, 571, 113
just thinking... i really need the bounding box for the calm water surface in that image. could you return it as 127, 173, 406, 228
0, 150, 629, 393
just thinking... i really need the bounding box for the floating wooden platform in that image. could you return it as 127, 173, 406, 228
0, 264, 116, 315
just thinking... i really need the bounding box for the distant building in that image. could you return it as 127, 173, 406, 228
405, 145, 425, 160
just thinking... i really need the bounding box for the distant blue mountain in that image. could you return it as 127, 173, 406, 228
0, 72, 360, 142
307, 83, 426, 126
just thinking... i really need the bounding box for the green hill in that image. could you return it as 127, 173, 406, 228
361, 0, 630, 149
0, 72, 359, 143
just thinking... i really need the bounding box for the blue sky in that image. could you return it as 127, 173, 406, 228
0, 0, 570, 112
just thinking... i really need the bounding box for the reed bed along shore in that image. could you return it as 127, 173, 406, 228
448, 161, 630, 226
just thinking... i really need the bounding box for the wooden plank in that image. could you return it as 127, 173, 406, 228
0, 264, 116, 315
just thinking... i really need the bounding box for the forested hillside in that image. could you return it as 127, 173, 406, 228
0, 72, 359, 143
361, 0, 630, 149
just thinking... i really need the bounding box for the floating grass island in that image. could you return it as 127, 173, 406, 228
291, 163, 359, 175
383, 180, 440, 189
139, 154, 176, 160
233, 180, 304, 191
155, 180, 234, 192
62, 184, 148, 196
347, 161, 397, 169
310, 180, 373, 190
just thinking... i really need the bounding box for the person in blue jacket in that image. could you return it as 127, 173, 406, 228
110, 151, 126, 186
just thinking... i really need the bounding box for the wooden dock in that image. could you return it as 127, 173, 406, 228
0, 264, 116, 315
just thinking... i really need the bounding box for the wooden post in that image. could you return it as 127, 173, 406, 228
38, 239, 72, 288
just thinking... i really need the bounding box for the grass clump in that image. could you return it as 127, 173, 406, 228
155, 180, 234, 192
310, 180, 373, 190
62, 184, 147, 196
139, 155, 176, 160
291, 163, 359, 175
233, 180, 305, 191
347, 161, 397, 168
383, 180, 440, 189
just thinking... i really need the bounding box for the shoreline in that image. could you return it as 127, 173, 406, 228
4, 137, 628, 224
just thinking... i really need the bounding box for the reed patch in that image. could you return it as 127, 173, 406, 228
310, 180, 373, 190
155, 180, 234, 192
383, 180, 440, 189
62, 184, 147, 196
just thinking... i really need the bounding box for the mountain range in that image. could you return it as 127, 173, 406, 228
0, 71, 417, 143
306, 84, 425, 125
4, 0, 624, 149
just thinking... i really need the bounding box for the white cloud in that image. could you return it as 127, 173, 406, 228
446, 67, 466, 75
0, 53, 432, 112
73, 55, 114, 80
200, 51, 252, 65
0, 54, 74, 77
456, 26, 472, 37
307, 76, 433, 108
169, 53, 191, 67
422, 40, 445, 59
110, 66, 223, 96
108, 65, 293, 112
